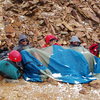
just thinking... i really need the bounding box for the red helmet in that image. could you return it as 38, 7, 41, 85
8, 50, 22, 62
45, 35, 58, 44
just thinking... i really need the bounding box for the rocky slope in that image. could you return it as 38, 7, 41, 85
0, 0, 100, 49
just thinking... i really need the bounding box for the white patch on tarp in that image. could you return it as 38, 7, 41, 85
74, 81, 80, 84
88, 77, 96, 80
89, 72, 93, 75
94, 61, 97, 65
26, 77, 31, 81
82, 76, 87, 79
52, 73, 62, 78
65, 65, 70, 68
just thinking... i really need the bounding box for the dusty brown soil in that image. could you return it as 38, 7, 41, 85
0, 79, 100, 100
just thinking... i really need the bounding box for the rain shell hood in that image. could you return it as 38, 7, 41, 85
45, 35, 58, 44
42, 35, 61, 48
19, 34, 27, 41
70, 36, 81, 43
13, 34, 31, 52
18, 34, 29, 44
70, 36, 81, 47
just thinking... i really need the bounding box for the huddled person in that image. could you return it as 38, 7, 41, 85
42, 34, 61, 48
69, 35, 95, 72
0, 34, 100, 84
69, 36, 81, 47
13, 34, 32, 52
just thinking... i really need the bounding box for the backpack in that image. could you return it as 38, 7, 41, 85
89, 44, 99, 57
0, 60, 21, 79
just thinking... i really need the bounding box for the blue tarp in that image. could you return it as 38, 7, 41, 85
21, 45, 95, 84
94, 56, 100, 73
21, 51, 50, 82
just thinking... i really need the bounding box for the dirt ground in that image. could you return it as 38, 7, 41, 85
0, 79, 100, 100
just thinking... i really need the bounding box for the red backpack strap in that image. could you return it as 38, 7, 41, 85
89, 44, 98, 56
89, 44, 98, 50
